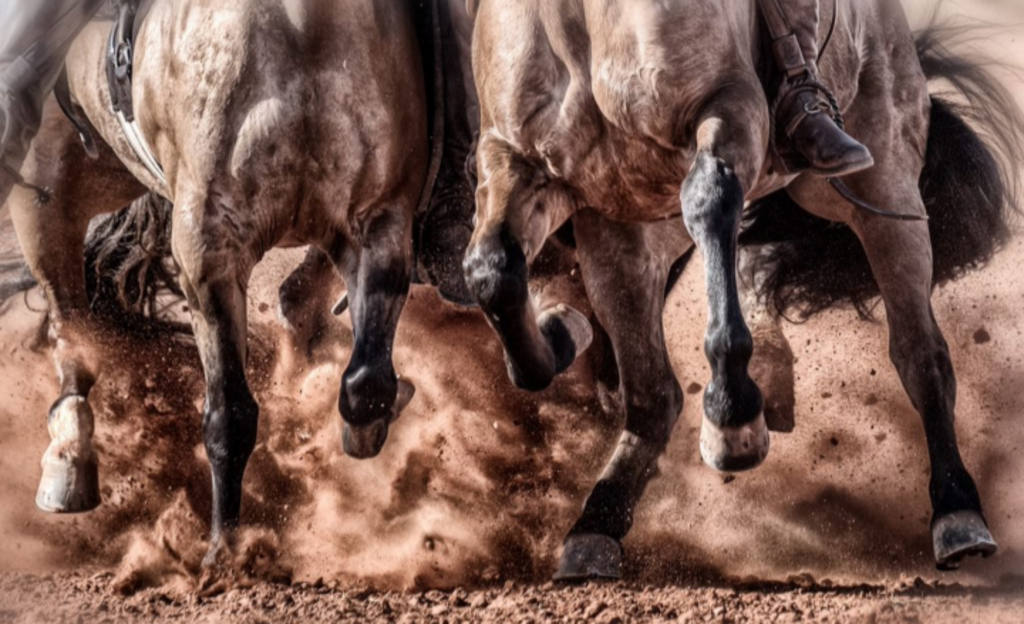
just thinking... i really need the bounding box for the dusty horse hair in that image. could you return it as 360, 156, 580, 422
742, 25, 1024, 321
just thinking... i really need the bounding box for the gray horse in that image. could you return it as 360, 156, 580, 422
463, 0, 1022, 579
7, 0, 432, 565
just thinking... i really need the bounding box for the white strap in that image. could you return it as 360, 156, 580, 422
115, 109, 166, 187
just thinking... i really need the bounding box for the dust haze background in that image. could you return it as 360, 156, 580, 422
0, 0, 1022, 592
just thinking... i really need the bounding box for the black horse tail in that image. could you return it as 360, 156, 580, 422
0, 193, 184, 332
84, 192, 184, 331
741, 24, 1024, 320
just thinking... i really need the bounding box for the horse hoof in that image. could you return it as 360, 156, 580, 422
933, 511, 998, 570
343, 420, 390, 460
538, 304, 594, 373
700, 413, 769, 473
553, 534, 623, 582
35, 452, 100, 513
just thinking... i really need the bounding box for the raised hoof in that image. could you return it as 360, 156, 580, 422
933, 511, 998, 571
700, 413, 769, 473
538, 304, 594, 374
553, 534, 623, 582
35, 453, 100, 513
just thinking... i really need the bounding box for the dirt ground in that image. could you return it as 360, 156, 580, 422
2, 571, 1024, 623
3, 2, 1024, 623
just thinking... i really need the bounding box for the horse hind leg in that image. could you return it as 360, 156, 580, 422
844, 193, 994, 569
171, 187, 263, 565
334, 206, 416, 460
7, 110, 145, 513
554, 212, 688, 581
278, 246, 343, 362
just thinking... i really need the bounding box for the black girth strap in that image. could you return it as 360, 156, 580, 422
106, 0, 139, 122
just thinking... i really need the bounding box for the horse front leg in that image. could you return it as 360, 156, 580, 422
555, 212, 690, 582
172, 188, 262, 566
335, 208, 416, 460
683, 84, 771, 472
463, 138, 592, 392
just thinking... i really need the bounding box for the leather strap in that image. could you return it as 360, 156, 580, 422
759, 0, 810, 78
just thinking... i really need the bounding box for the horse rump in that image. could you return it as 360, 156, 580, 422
742, 25, 1023, 320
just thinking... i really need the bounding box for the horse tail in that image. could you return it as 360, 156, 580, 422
85, 192, 185, 331
741, 24, 1023, 320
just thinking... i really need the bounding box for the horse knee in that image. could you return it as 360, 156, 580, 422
681, 153, 745, 240
463, 228, 528, 315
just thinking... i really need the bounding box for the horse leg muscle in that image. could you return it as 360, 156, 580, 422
335, 207, 415, 460
682, 84, 770, 473
555, 211, 689, 581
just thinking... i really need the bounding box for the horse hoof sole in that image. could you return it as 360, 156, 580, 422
35, 455, 100, 514
554, 534, 622, 582
933, 511, 997, 570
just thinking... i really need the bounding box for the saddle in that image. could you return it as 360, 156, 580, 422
56, 0, 166, 186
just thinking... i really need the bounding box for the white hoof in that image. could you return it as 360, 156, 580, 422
700, 412, 769, 473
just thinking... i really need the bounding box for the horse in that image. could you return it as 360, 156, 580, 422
5, 0, 437, 565
462, 0, 1023, 580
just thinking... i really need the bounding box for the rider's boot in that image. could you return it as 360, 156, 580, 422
759, 0, 874, 176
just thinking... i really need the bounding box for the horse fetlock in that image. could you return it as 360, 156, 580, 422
538, 304, 593, 375
46, 395, 95, 450
340, 364, 400, 426
932, 510, 997, 570
700, 411, 770, 473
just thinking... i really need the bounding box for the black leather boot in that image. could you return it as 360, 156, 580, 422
774, 72, 874, 176
760, 0, 874, 177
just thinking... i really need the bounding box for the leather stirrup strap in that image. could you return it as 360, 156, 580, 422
759, 0, 810, 78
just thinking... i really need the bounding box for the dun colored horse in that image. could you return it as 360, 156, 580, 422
463, 1, 1022, 579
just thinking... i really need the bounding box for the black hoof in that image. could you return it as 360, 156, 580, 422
933, 511, 998, 571
538, 304, 594, 375
35, 452, 100, 513
554, 534, 623, 582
